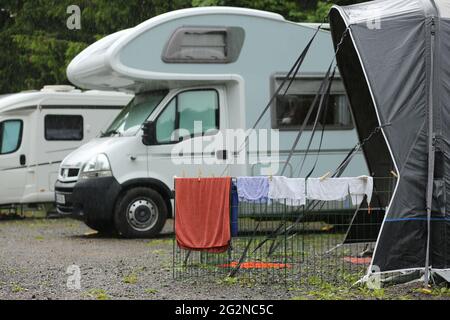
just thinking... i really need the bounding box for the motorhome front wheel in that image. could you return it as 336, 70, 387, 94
114, 187, 167, 238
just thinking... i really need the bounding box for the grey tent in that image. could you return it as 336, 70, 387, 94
329, 0, 450, 284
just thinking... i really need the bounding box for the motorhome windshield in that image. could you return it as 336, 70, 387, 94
102, 91, 167, 137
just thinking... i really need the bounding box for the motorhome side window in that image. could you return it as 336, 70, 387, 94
0, 120, 22, 154
156, 90, 219, 143
162, 26, 245, 63
45, 115, 83, 141
272, 77, 354, 130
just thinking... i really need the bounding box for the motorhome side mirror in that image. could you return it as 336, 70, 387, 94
142, 121, 157, 146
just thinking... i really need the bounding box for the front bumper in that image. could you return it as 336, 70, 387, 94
55, 180, 77, 216
55, 176, 122, 224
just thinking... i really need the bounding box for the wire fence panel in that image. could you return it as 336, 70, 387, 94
173, 177, 396, 288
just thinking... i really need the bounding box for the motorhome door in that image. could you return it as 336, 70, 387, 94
147, 87, 229, 182
0, 117, 27, 204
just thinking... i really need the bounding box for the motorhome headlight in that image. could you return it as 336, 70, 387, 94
79, 154, 112, 179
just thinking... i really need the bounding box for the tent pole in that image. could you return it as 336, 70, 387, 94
424, 16, 437, 287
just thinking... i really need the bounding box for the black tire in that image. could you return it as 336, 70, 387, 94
114, 187, 167, 238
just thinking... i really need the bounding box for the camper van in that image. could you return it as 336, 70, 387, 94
57, 7, 368, 237
0, 85, 132, 213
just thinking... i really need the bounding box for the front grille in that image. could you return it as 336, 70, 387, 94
60, 168, 80, 178
68, 168, 79, 177
59, 167, 81, 182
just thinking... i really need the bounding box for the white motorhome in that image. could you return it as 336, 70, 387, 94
0, 85, 132, 213
57, 7, 368, 237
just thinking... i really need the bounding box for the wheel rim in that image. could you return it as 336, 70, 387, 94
126, 198, 158, 232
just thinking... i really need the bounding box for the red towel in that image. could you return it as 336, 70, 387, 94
175, 177, 231, 253
343, 256, 372, 265
219, 261, 292, 269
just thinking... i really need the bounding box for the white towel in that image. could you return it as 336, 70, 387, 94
306, 176, 373, 206
306, 178, 350, 202
268, 176, 306, 206
348, 176, 373, 205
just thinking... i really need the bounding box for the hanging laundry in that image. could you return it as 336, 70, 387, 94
306, 178, 349, 202
348, 175, 373, 205
236, 176, 269, 203
268, 176, 306, 206
306, 176, 373, 206
175, 177, 231, 253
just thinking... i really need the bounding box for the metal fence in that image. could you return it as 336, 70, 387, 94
173, 177, 395, 288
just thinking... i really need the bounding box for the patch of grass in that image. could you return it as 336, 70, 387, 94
34, 235, 45, 241
414, 286, 450, 298
306, 276, 323, 287
341, 272, 361, 285
238, 277, 257, 288
123, 272, 138, 284
86, 288, 110, 300
145, 288, 158, 295
291, 295, 308, 300
357, 286, 385, 299
306, 283, 349, 300
11, 283, 26, 293
433, 286, 450, 297
217, 276, 239, 286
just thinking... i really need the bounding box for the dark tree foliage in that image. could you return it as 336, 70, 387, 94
0, 0, 369, 93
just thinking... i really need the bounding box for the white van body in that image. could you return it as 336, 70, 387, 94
57, 7, 368, 237
0, 85, 132, 210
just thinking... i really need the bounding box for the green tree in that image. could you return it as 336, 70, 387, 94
0, 0, 369, 94
0, 0, 193, 93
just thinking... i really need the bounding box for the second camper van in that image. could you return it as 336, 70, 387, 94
0, 85, 132, 213
57, 7, 368, 237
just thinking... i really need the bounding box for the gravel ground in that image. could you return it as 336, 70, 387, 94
0, 218, 449, 300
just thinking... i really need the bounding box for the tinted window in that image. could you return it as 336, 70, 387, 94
45, 115, 83, 141
272, 77, 353, 130
275, 94, 352, 129
155, 90, 219, 143
156, 98, 176, 143
0, 120, 22, 154
162, 26, 245, 63
178, 90, 218, 135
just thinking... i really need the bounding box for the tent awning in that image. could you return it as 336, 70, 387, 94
329, 0, 450, 282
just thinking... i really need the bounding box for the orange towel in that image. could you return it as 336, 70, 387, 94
219, 261, 292, 269
343, 256, 372, 265
175, 177, 231, 253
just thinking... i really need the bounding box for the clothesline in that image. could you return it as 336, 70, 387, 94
173, 175, 373, 254
235, 175, 373, 207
